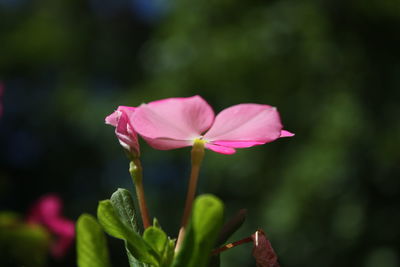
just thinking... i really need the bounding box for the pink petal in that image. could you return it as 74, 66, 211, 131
46, 217, 75, 237
142, 137, 193, 150
27, 194, 61, 224
132, 96, 214, 149
49, 219, 75, 258
115, 112, 139, 152
204, 104, 283, 148
205, 143, 236, 154
105, 106, 136, 126
106, 106, 139, 156
51, 235, 74, 258
279, 130, 294, 137
27, 194, 75, 258
105, 110, 120, 127
212, 140, 265, 148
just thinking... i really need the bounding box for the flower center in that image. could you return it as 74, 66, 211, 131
193, 138, 207, 146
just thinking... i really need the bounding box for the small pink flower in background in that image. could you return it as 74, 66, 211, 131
131, 95, 294, 154
105, 106, 140, 157
27, 194, 75, 259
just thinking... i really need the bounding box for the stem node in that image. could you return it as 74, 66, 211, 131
129, 159, 151, 229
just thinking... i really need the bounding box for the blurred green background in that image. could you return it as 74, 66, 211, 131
0, 0, 399, 266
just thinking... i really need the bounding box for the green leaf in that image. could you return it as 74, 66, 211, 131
161, 238, 176, 267
0, 212, 50, 267
110, 188, 141, 233
97, 200, 158, 266
126, 249, 150, 267
0, 211, 21, 227
153, 218, 161, 229
4, 223, 50, 267
143, 226, 176, 267
150, 217, 175, 266
110, 189, 149, 267
192, 195, 224, 243
143, 226, 168, 256
172, 194, 224, 267
76, 214, 111, 267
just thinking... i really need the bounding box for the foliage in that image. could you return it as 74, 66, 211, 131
77, 190, 227, 267
76, 214, 111, 267
0, 212, 50, 267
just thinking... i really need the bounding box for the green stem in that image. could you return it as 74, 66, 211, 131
175, 139, 205, 251
129, 159, 151, 229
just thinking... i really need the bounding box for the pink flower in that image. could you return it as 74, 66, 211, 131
27, 194, 75, 259
131, 96, 293, 154
105, 106, 140, 157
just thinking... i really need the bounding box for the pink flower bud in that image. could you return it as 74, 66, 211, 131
105, 106, 140, 158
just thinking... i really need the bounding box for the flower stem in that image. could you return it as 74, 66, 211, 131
175, 139, 205, 251
129, 159, 151, 229
212, 236, 253, 255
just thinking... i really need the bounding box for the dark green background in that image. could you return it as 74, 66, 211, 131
0, 0, 399, 266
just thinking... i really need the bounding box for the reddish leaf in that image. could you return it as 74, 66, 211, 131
251, 230, 280, 267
